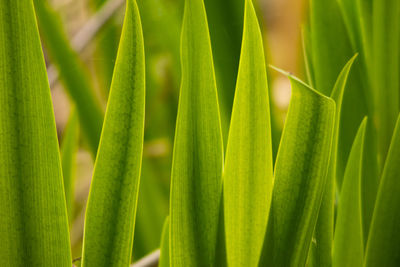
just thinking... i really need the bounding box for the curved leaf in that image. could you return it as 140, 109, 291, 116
333, 118, 367, 267
259, 71, 335, 267
223, 1, 273, 266
310, 54, 357, 267
365, 114, 400, 267
81, 0, 145, 266
0, 0, 71, 265
169, 0, 224, 265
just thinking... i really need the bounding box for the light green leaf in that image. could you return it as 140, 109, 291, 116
169, 0, 224, 265
33, 0, 104, 156
364, 114, 400, 267
0, 0, 71, 265
159, 217, 170, 267
310, 54, 357, 267
259, 71, 335, 267
333, 118, 367, 267
81, 0, 145, 266
61, 108, 79, 224
223, 1, 273, 266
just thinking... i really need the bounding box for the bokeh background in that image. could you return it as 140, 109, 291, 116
43, 0, 307, 261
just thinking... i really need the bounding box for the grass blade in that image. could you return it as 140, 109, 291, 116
33, 0, 104, 155
159, 217, 170, 267
259, 71, 335, 267
0, 1, 71, 265
310, 55, 357, 267
81, 0, 145, 265
333, 118, 367, 267
60, 108, 79, 224
364, 114, 400, 267
223, 1, 273, 266
169, 0, 224, 265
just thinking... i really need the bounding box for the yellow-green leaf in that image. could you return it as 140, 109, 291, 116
259, 71, 335, 267
310, 54, 357, 267
365, 114, 400, 267
60, 108, 79, 224
81, 0, 145, 266
159, 217, 170, 267
0, 0, 71, 265
333, 118, 367, 267
169, 0, 224, 265
223, 1, 273, 266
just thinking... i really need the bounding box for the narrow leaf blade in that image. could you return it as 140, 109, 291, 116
61, 108, 79, 224
333, 118, 367, 267
311, 55, 358, 267
365, 114, 400, 266
0, 1, 71, 265
82, 1, 145, 266
223, 1, 273, 266
169, 0, 224, 265
159, 217, 170, 267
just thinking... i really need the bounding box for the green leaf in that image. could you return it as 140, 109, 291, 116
159, 217, 170, 267
333, 118, 367, 267
301, 25, 315, 88
309, 0, 352, 95
371, 0, 400, 160
204, 0, 244, 143
308, 0, 370, 190
310, 54, 357, 267
81, 0, 145, 266
60, 108, 79, 224
132, 158, 169, 260
365, 114, 400, 267
0, 1, 71, 265
169, 0, 224, 265
259, 71, 335, 267
33, 0, 104, 156
223, 1, 273, 266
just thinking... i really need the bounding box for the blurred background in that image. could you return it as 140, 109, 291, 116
40, 0, 308, 261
